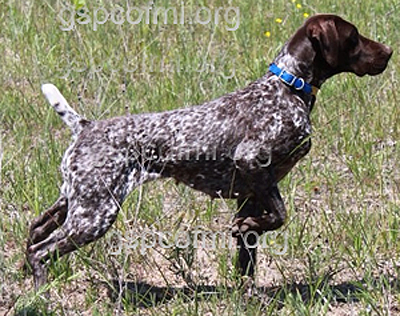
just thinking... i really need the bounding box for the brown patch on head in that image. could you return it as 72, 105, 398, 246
306, 17, 341, 68
319, 15, 391, 76
289, 14, 393, 79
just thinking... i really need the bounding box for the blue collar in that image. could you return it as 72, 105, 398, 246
269, 63, 319, 96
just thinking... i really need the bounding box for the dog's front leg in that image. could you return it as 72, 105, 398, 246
232, 141, 287, 279
234, 197, 263, 278
233, 184, 286, 279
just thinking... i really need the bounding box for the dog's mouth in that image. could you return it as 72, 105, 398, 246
352, 43, 393, 77
370, 60, 392, 75
362, 61, 391, 76
369, 46, 393, 75
353, 56, 392, 77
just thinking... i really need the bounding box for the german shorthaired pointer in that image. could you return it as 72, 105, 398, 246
27, 14, 392, 290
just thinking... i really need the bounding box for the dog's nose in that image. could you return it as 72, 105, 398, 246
383, 44, 393, 58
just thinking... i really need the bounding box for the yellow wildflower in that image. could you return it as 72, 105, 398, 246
296, 3, 302, 8
265, 31, 271, 37
303, 12, 309, 18
275, 18, 283, 23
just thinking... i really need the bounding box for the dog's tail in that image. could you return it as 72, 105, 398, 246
41, 84, 88, 136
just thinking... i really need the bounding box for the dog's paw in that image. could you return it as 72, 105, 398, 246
231, 215, 276, 237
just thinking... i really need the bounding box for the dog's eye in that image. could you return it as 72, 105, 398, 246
347, 30, 359, 48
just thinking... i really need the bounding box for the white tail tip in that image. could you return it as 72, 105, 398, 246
41, 83, 63, 105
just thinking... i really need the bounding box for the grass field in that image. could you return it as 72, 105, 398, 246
1, 0, 400, 315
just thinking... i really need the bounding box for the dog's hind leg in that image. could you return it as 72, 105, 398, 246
28, 196, 68, 247
27, 196, 121, 290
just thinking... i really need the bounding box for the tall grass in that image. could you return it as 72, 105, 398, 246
1, 0, 399, 314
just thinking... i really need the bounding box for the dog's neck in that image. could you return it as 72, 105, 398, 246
273, 43, 330, 88
269, 45, 317, 111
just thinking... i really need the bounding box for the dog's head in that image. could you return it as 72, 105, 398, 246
289, 14, 392, 80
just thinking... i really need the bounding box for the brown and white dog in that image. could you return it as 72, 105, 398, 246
27, 14, 392, 290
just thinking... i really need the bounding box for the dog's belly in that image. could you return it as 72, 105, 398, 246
159, 159, 248, 198
152, 137, 312, 198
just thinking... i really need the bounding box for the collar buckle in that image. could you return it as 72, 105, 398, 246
278, 69, 296, 86
269, 63, 318, 96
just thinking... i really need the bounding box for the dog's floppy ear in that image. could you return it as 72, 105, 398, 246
307, 19, 340, 67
